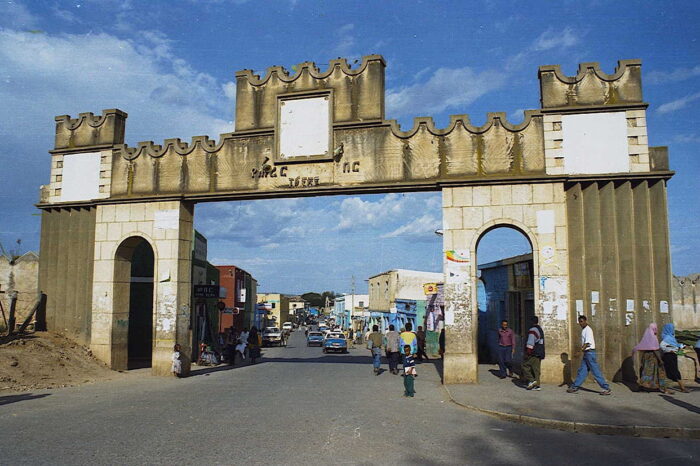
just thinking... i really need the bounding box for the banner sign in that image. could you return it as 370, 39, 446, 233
194, 285, 220, 298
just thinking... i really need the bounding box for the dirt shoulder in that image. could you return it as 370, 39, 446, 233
0, 332, 118, 392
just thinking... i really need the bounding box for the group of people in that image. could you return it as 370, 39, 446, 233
170, 326, 264, 377
365, 322, 431, 397
496, 315, 697, 395
633, 322, 697, 393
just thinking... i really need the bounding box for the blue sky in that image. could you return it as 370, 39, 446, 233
0, 1, 698, 294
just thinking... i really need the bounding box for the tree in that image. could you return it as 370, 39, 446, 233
301, 291, 338, 308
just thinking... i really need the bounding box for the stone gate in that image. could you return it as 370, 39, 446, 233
37, 55, 674, 383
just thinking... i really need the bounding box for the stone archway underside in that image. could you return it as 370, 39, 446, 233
38, 55, 674, 383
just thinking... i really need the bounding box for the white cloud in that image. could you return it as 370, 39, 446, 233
657, 92, 700, 114
333, 23, 356, 58
0, 28, 235, 143
336, 193, 407, 231
0, 1, 38, 29
381, 214, 441, 241
386, 66, 506, 119
646, 65, 700, 85
671, 133, 700, 144
198, 198, 331, 248
532, 27, 578, 51
51, 6, 81, 24
506, 26, 582, 72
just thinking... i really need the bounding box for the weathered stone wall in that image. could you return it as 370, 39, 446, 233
0, 253, 39, 329
38, 207, 96, 345
90, 201, 193, 374
442, 182, 570, 383
566, 179, 673, 381
672, 274, 699, 330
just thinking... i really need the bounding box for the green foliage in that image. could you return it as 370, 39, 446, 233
300, 291, 338, 307
677, 330, 699, 347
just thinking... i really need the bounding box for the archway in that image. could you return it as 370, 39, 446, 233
114, 236, 155, 370
475, 225, 534, 372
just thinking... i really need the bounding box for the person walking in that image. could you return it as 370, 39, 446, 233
171, 343, 182, 377
416, 326, 429, 361
384, 324, 401, 375
660, 323, 690, 393
400, 322, 418, 355
402, 345, 417, 397
248, 327, 261, 365
439, 328, 445, 359
521, 316, 545, 391
567, 315, 611, 395
496, 320, 515, 378
367, 325, 384, 375
239, 327, 249, 358
633, 322, 669, 393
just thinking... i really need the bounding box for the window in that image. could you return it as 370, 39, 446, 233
272, 303, 276, 308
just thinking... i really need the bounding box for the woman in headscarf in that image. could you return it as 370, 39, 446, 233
632, 323, 668, 393
660, 323, 689, 393
247, 326, 262, 365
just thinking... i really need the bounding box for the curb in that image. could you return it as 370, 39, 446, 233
443, 386, 700, 440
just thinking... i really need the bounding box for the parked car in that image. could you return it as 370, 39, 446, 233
307, 331, 324, 347
262, 327, 285, 347
282, 322, 293, 331
323, 332, 348, 353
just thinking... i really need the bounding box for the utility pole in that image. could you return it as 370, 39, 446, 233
350, 275, 356, 330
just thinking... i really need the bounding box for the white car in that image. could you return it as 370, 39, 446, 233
262, 327, 285, 347
282, 322, 293, 331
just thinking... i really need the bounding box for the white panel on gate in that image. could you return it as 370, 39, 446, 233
279, 96, 330, 159
562, 112, 629, 174
60, 152, 101, 202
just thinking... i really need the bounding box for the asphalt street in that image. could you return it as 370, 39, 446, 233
2, 329, 699, 465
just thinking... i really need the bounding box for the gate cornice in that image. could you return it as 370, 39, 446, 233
38, 56, 670, 208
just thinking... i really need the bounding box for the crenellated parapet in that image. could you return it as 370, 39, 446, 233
114, 136, 224, 160
41, 56, 670, 206
235, 54, 385, 131
538, 59, 643, 110
387, 111, 543, 137
53, 108, 127, 152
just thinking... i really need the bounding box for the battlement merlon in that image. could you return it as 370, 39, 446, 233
52, 108, 128, 153
538, 59, 644, 111
234, 54, 386, 132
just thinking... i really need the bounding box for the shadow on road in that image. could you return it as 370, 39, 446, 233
0, 393, 50, 406
189, 353, 444, 381
660, 394, 700, 414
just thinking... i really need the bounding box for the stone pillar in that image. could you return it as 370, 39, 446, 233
441, 184, 571, 384
91, 200, 193, 376
441, 187, 478, 383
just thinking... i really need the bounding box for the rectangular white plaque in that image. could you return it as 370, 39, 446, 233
536, 210, 555, 234
154, 210, 179, 230
60, 152, 101, 202
279, 95, 330, 159
562, 112, 629, 174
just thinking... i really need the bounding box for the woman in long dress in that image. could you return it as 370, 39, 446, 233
248, 327, 262, 365
660, 323, 690, 393
171, 344, 182, 377
632, 323, 668, 393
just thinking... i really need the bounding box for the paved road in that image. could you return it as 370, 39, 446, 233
2, 330, 699, 465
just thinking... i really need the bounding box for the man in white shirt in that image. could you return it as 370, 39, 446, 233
567, 315, 611, 395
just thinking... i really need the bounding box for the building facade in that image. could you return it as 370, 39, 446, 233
368, 269, 443, 332
333, 293, 369, 330
257, 293, 290, 328
217, 265, 257, 331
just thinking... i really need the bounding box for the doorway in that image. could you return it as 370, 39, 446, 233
114, 236, 155, 369
475, 226, 534, 365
